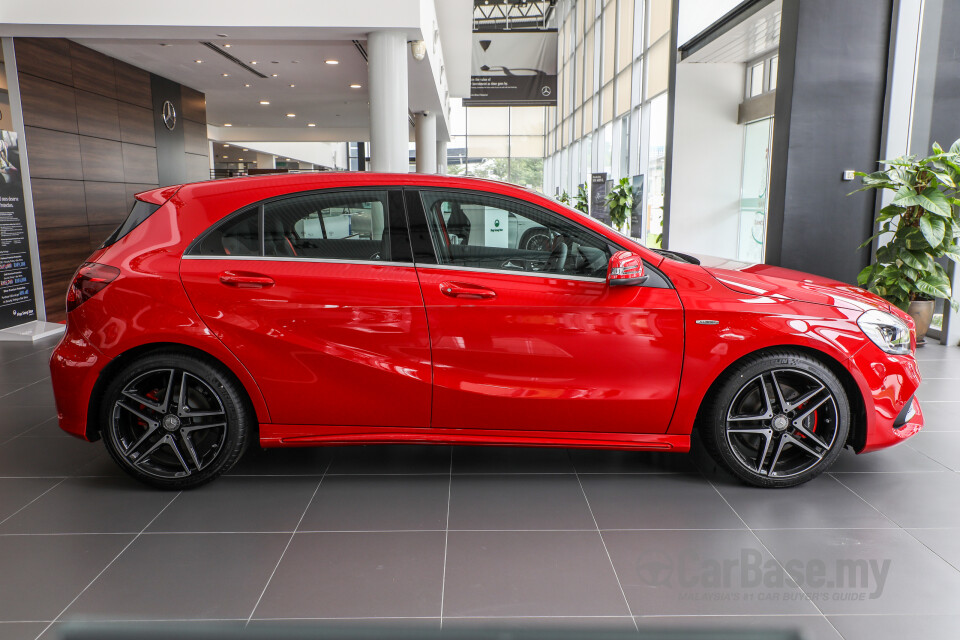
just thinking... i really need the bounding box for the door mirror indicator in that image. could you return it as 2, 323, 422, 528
607, 251, 648, 286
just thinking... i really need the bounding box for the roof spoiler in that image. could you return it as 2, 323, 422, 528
134, 184, 182, 206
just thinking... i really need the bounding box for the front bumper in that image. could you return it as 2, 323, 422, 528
848, 343, 924, 453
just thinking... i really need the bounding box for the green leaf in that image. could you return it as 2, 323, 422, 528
950, 138, 960, 155
894, 186, 952, 217
898, 248, 924, 270
919, 215, 947, 247
916, 276, 951, 300
933, 142, 945, 154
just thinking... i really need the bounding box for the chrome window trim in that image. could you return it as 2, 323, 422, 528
181, 255, 413, 268
415, 263, 606, 283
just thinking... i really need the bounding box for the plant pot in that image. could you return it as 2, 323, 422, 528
908, 299, 936, 346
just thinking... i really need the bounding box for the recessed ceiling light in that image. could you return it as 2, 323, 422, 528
224, 144, 230, 147
285, 158, 291, 161
289, 84, 295, 88
286, 113, 296, 118
223, 123, 232, 127
350, 83, 362, 89
217, 33, 229, 37
307, 123, 316, 127
222, 155, 228, 158
244, 84, 251, 88
223, 43, 231, 48
194, 59, 202, 63
325, 59, 339, 65
238, 158, 244, 161
259, 100, 270, 105
250, 61, 258, 65
221, 73, 229, 77
242, 148, 248, 151
271, 74, 278, 77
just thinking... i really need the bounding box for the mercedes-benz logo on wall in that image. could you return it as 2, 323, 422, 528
162, 100, 177, 131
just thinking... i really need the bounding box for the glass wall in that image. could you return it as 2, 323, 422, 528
446, 102, 547, 191
543, 0, 673, 243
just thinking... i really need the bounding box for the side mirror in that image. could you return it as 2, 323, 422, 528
607, 251, 648, 286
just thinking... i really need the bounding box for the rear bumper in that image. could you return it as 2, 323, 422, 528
50, 323, 107, 441
848, 343, 923, 453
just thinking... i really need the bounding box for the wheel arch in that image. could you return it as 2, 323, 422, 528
85, 342, 264, 442
692, 344, 867, 451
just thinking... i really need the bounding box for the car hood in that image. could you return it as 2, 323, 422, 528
691, 254, 890, 312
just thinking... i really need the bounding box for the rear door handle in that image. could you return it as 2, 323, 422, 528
218, 271, 275, 288
440, 281, 497, 299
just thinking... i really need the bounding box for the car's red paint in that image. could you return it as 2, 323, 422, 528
50, 172, 922, 458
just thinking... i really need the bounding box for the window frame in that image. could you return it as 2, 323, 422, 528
183, 186, 413, 265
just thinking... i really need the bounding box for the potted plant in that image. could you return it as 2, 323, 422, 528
556, 190, 571, 206
854, 138, 960, 344
605, 177, 634, 232
575, 183, 589, 214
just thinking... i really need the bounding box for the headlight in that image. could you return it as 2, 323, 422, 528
857, 309, 911, 355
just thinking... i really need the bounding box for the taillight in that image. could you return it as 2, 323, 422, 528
66, 263, 120, 312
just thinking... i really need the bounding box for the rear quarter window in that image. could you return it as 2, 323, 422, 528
102, 200, 162, 247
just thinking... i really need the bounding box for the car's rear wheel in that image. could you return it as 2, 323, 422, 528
700, 350, 850, 488
101, 352, 252, 489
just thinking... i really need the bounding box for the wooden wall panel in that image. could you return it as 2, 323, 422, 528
14, 38, 73, 86
79, 136, 124, 183
18, 73, 78, 133
181, 86, 207, 123
76, 90, 121, 141
122, 143, 159, 184
83, 181, 128, 226
69, 41, 117, 99
114, 60, 152, 108
88, 225, 118, 251
23, 127, 83, 180
118, 102, 155, 147
30, 179, 87, 229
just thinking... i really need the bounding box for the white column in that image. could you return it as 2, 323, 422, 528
368, 30, 409, 173
414, 111, 437, 174
256, 152, 276, 169
436, 140, 448, 174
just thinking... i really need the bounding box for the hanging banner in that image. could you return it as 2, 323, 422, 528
591, 173, 610, 225
0, 130, 38, 329
465, 30, 558, 106
631, 174, 645, 239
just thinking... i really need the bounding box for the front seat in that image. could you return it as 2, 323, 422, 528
446, 202, 471, 245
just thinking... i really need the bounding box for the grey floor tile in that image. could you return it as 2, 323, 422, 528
916, 378, 960, 401
915, 401, 960, 431
827, 614, 960, 640
46, 620, 248, 640
443, 530, 630, 617
326, 445, 452, 475
906, 432, 960, 471
570, 448, 696, 474
713, 474, 896, 530
227, 446, 334, 476
907, 527, 960, 572
832, 471, 960, 527
602, 529, 818, 616
0, 436, 110, 477
246, 619, 442, 634
253, 531, 445, 619
0, 477, 176, 534
448, 474, 594, 530
66, 533, 289, 620
579, 474, 744, 530
443, 616, 637, 631
147, 477, 321, 533
0, 533, 133, 621
635, 615, 841, 640
0, 477, 62, 524
19, 417, 70, 438
2, 381, 56, 407
918, 359, 960, 377
756, 528, 960, 615
299, 474, 448, 531
828, 444, 947, 472
0, 404, 58, 437
452, 446, 575, 474
0, 622, 52, 640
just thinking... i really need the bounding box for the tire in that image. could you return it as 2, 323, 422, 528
100, 351, 252, 489
699, 350, 850, 488
520, 227, 551, 252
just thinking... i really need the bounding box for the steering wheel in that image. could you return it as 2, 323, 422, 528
545, 241, 568, 273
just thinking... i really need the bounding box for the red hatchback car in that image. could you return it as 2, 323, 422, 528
50, 173, 923, 489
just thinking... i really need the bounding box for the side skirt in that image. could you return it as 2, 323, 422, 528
259, 424, 691, 452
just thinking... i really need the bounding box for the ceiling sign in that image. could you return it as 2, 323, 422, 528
465, 30, 558, 106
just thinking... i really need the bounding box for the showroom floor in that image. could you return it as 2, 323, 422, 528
1, 336, 960, 640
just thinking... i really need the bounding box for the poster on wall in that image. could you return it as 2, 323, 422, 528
631, 174, 645, 239
465, 30, 558, 106
591, 173, 610, 225
0, 130, 38, 329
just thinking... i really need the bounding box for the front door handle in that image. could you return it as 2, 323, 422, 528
219, 270, 275, 288
440, 281, 497, 300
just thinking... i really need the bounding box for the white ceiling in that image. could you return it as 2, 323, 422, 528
682, 0, 782, 64
81, 39, 371, 132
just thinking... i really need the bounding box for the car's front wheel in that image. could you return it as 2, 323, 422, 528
700, 350, 850, 488
101, 352, 252, 489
